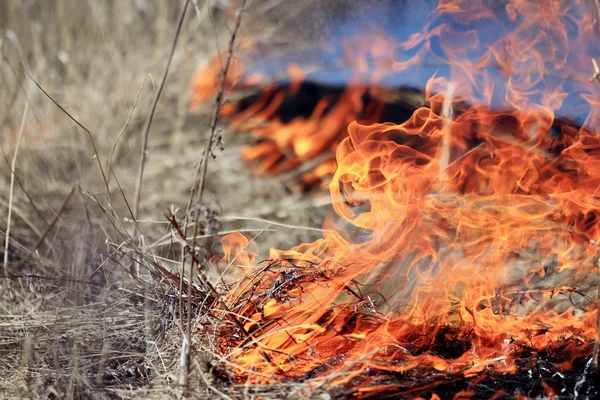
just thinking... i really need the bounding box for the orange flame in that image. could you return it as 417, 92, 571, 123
209, 0, 600, 390
189, 32, 399, 189
210, 231, 258, 284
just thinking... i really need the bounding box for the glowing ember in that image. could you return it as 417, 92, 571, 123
206, 0, 600, 395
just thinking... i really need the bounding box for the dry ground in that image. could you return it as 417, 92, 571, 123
0, 1, 330, 398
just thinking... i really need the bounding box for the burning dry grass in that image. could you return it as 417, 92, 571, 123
1, 0, 600, 399
188, 0, 600, 397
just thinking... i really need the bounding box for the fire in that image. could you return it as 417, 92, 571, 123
189, 31, 402, 189
207, 0, 600, 393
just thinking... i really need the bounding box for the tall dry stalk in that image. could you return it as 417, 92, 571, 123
2, 93, 28, 272
133, 0, 192, 220
180, 0, 248, 393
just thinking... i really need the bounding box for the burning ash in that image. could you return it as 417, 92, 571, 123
198, 0, 600, 397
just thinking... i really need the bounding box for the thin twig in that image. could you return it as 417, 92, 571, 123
132, 0, 191, 219
0, 143, 50, 230
183, 0, 247, 232
165, 210, 281, 371
208, 0, 224, 69
18, 186, 76, 267
0, 273, 102, 287
427, 144, 484, 191
108, 75, 150, 193
20, 66, 111, 198
220, 215, 334, 233
198, 0, 246, 204
3, 91, 28, 272
1, 32, 51, 238
181, 0, 247, 392
216, 225, 267, 286
193, 358, 234, 400
110, 168, 136, 223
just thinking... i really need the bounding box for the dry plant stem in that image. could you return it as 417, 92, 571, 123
179, 0, 247, 292
197, 0, 247, 204
110, 169, 136, 223
3, 95, 28, 272
216, 226, 267, 286
180, 0, 247, 392
95, 202, 195, 292
221, 215, 334, 233
18, 186, 76, 267
108, 75, 149, 194
203, 276, 278, 368
179, 0, 245, 341
193, 358, 234, 400
0, 146, 50, 230
0, 273, 102, 286
165, 211, 280, 370
21, 66, 111, 198
132, 0, 191, 220
184, 0, 248, 230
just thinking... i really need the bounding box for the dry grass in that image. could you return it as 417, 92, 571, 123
0, 1, 328, 398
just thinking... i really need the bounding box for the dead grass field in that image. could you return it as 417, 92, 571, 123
0, 1, 330, 398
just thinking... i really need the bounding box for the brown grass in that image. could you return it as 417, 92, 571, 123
0, 1, 328, 398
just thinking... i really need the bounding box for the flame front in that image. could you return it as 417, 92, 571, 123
209, 0, 600, 389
